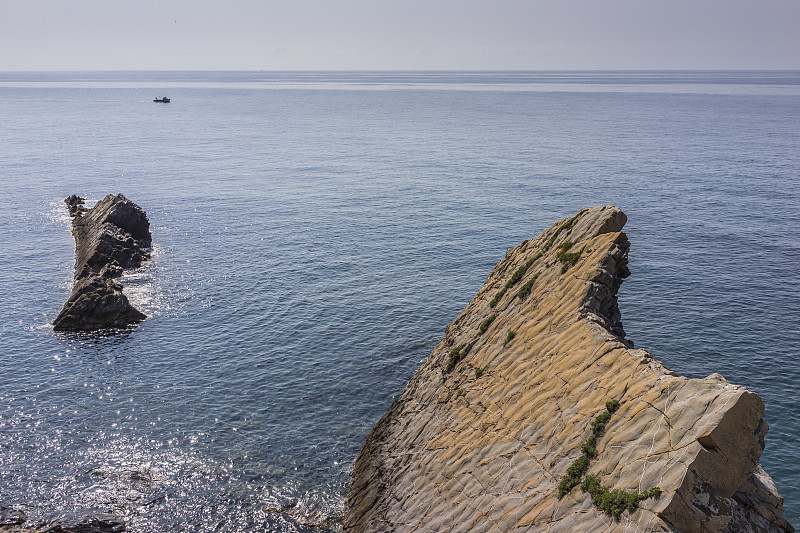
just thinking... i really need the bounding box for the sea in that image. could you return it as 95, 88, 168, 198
0, 71, 798, 531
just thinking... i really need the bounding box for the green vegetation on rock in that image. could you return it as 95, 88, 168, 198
503, 330, 516, 347
543, 214, 581, 252
542, 234, 558, 252
489, 288, 506, 308
558, 401, 619, 497
557, 399, 660, 519
444, 344, 467, 373
508, 263, 528, 286
556, 241, 582, 273
490, 253, 543, 307
479, 314, 497, 335
580, 434, 598, 459
581, 476, 662, 520
518, 273, 539, 299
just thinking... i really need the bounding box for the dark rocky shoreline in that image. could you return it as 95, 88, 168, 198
53, 194, 151, 332
0, 507, 125, 532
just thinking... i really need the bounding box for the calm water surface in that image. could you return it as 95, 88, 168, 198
0, 71, 798, 530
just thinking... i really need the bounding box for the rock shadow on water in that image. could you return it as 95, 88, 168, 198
51, 325, 139, 345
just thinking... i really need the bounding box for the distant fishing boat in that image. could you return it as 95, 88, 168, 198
153, 96, 170, 103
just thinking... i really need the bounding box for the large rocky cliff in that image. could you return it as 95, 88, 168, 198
346, 206, 793, 533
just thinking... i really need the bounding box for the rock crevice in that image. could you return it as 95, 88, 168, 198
346, 206, 793, 533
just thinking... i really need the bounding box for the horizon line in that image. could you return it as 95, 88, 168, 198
2, 68, 800, 73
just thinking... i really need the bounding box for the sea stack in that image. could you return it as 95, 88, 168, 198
346, 206, 793, 532
53, 194, 151, 332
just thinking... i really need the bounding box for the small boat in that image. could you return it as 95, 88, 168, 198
153, 96, 170, 103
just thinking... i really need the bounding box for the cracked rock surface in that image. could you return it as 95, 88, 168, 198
52, 194, 150, 332
345, 206, 793, 533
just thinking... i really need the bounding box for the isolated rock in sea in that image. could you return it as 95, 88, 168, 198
52, 194, 151, 332
346, 206, 793, 533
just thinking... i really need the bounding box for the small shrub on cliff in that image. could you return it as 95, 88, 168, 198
490, 253, 545, 308
489, 288, 506, 307
580, 475, 661, 520
591, 411, 612, 434
580, 434, 598, 459
558, 400, 618, 499
517, 273, 539, 299
543, 216, 579, 252
556, 241, 582, 273
479, 314, 497, 335
558, 474, 582, 499
508, 252, 542, 287
558, 399, 661, 519
543, 234, 558, 252
444, 344, 467, 373
567, 454, 590, 477
562, 214, 580, 232
475, 367, 484, 378
558, 454, 590, 497
605, 399, 620, 413
644, 487, 662, 499
503, 330, 516, 347
508, 264, 528, 286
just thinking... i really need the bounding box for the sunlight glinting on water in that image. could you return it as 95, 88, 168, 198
0, 71, 797, 531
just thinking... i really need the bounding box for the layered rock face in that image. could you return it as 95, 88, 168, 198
346, 206, 793, 533
53, 194, 151, 332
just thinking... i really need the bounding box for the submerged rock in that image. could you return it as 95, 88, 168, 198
53, 194, 151, 332
346, 206, 793, 532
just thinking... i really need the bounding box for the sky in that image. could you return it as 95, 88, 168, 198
1, 0, 798, 71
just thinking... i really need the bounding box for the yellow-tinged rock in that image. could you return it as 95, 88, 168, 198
345, 206, 794, 533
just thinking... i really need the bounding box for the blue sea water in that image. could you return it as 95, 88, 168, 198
0, 71, 798, 531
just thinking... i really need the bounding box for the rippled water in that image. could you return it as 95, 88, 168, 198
0, 71, 798, 530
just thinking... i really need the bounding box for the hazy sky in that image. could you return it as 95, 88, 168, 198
1, 0, 798, 70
